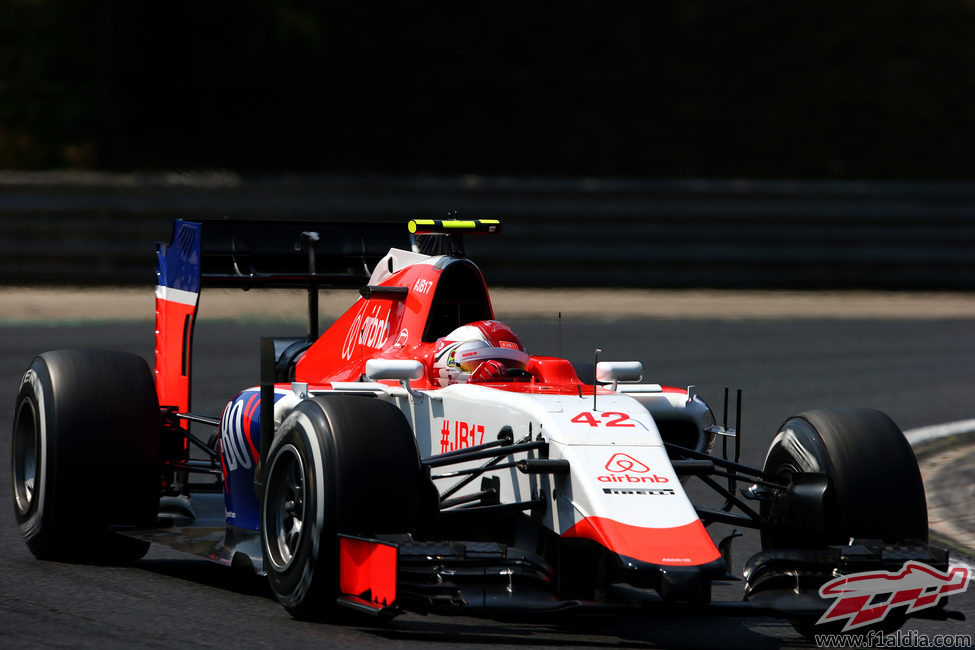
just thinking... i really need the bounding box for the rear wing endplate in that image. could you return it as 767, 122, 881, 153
153, 219, 408, 414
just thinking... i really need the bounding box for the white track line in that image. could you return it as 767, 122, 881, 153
905, 419, 975, 447
905, 419, 975, 571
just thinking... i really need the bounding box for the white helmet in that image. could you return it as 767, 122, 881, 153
432, 321, 530, 387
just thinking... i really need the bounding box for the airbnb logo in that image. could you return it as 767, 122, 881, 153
598, 474, 669, 483
605, 453, 650, 473
599, 453, 668, 483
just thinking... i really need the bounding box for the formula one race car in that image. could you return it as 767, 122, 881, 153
9, 219, 961, 635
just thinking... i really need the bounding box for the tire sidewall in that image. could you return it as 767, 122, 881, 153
764, 416, 834, 478
12, 362, 56, 551
761, 416, 837, 548
261, 404, 336, 612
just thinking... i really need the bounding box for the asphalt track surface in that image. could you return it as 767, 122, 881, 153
3, 315, 975, 648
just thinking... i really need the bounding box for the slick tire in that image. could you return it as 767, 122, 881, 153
260, 395, 433, 621
11, 350, 160, 562
753, 408, 926, 638
761, 407, 927, 550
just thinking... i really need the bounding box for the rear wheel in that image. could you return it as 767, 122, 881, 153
260, 395, 433, 620
11, 350, 160, 562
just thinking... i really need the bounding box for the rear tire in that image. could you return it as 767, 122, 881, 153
260, 395, 433, 620
11, 350, 160, 562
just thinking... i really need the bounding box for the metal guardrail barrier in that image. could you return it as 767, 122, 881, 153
2, 172, 974, 289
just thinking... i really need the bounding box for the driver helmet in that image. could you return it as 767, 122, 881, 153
432, 320, 530, 386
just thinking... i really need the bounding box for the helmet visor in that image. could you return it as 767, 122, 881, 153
454, 343, 530, 373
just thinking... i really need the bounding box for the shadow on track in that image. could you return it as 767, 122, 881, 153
136, 557, 805, 648
138, 558, 275, 600
365, 611, 806, 649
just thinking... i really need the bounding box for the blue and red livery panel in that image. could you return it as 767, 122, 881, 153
154, 219, 201, 417
219, 388, 288, 529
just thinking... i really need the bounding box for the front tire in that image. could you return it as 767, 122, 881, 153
751, 407, 927, 637
761, 407, 927, 549
260, 395, 432, 620
11, 350, 160, 562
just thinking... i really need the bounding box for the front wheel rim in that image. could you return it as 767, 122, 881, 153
264, 445, 306, 571
12, 398, 39, 517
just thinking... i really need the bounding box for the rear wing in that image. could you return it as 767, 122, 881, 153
154, 219, 408, 415
197, 219, 406, 288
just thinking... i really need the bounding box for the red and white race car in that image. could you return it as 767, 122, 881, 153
10, 219, 960, 634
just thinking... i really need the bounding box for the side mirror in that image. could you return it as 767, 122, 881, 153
596, 361, 643, 389
365, 359, 424, 381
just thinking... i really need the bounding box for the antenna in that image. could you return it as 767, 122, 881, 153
722, 386, 729, 461
735, 388, 742, 463
593, 348, 601, 411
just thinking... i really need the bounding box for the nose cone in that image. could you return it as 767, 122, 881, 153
563, 516, 721, 567
562, 516, 725, 603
